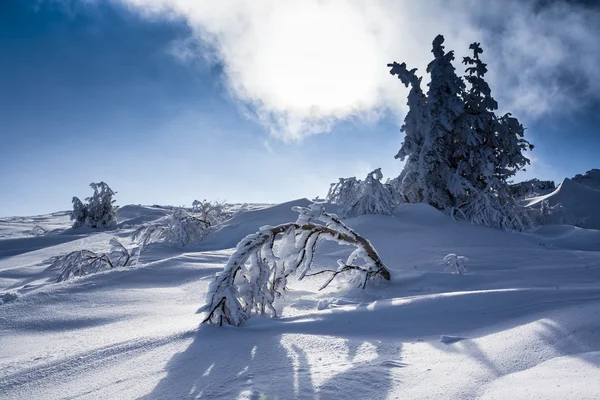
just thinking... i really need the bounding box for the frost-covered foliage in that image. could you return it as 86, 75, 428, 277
71, 182, 117, 229
327, 177, 361, 206
388, 62, 427, 204
388, 36, 533, 230
192, 199, 225, 226
509, 179, 556, 198
132, 207, 212, 248
54, 238, 138, 282
528, 200, 585, 227
200, 204, 391, 326
444, 254, 467, 275
452, 191, 531, 231
340, 169, 397, 218
327, 169, 397, 218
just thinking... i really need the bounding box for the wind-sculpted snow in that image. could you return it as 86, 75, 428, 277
0, 202, 599, 399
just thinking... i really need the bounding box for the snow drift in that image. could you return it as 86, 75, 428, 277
526, 177, 600, 230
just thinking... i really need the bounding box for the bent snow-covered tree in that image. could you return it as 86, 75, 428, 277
71, 182, 118, 229
54, 238, 138, 282
199, 204, 391, 326
388, 35, 533, 230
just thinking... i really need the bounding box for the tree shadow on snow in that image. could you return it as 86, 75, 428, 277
143, 323, 402, 399
143, 327, 312, 399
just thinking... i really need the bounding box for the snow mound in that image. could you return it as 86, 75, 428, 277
526, 178, 600, 230
528, 225, 600, 251
116, 205, 171, 227
198, 198, 317, 250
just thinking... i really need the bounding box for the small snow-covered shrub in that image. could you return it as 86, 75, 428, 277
327, 169, 397, 218
199, 204, 391, 326
71, 182, 117, 229
528, 200, 585, 227
55, 238, 138, 282
30, 225, 48, 236
341, 169, 397, 218
0, 292, 19, 305
132, 207, 212, 248
444, 254, 467, 275
192, 199, 226, 225
327, 176, 361, 206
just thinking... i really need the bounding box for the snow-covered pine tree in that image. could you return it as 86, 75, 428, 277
388, 36, 534, 230
451, 42, 533, 230
70, 182, 117, 229
84, 182, 118, 229
387, 62, 427, 204
419, 34, 466, 210
71, 197, 88, 228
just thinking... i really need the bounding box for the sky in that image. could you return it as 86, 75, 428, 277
1, 0, 599, 216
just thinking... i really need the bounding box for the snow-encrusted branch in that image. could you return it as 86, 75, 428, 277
199, 204, 391, 326
55, 238, 139, 282
444, 253, 467, 275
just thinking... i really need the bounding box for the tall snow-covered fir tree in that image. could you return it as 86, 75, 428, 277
419, 34, 466, 210
387, 61, 427, 204
388, 35, 533, 230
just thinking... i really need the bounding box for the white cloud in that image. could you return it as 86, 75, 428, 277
118, 0, 600, 139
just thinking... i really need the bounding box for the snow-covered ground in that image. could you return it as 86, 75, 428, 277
1, 200, 599, 399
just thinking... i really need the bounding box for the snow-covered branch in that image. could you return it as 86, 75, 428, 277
199, 204, 391, 326
54, 238, 139, 282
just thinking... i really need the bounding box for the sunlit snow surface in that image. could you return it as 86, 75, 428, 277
1, 201, 599, 399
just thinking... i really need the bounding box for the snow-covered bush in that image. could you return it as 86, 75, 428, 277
54, 238, 138, 282
199, 204, 391, 326
444, 253, 467, 275
132, 207, 212, 248
327, 169, 397, 218
528, 200, 584, 227
340, 169, 397, 218
388, 36, 533, 231
71, 182, 117, 229
451, 188, 532, 231
192, 199, 225, 225
327, 176, 361, 206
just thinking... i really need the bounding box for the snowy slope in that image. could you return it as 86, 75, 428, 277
526, 178, 600, 230
1, 201, 600, 399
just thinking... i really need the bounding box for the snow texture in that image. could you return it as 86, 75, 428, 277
1, 198, 599, 399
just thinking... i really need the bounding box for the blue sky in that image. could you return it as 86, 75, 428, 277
1, 0, 599, 216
